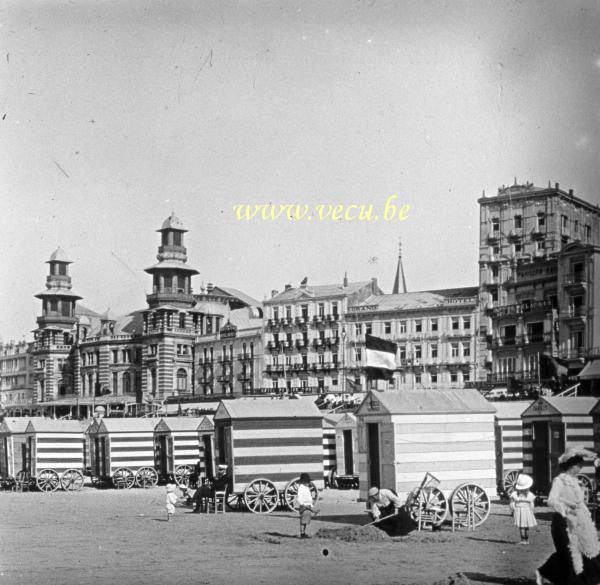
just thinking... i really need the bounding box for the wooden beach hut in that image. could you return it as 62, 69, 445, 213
334, 413, 359, 488
323, 413, 343, 486
494, 401, 533, 496
355, 388, 497, 501
213, 398, 324, 513
0, 417, 46, 479
90, 418, 159, 488
23, 419, 90, 491
522, 396, 599, 495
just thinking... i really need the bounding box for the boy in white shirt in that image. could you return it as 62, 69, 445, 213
295, 472, 318, 538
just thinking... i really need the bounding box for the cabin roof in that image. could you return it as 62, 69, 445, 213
214, 398, 322, 421
493, 401, 534, 420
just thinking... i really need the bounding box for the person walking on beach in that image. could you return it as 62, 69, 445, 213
166, 483, 178, 522
509, 474, 536, 545
295, 473, 317, 539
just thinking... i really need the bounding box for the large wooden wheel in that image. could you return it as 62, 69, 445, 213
450, 483, 491, 527
60, 469, 84, 491
226, 492, 245, 511
244, 478, 279, 514
135, 467, 159, 488
36, 469, 61, 492
577, 474, 594, 504
405, 486, 448, 527
112, 467, 135, 489
503, 470, 521, 496
174, 465, 193, 487
283, 478, 319, 511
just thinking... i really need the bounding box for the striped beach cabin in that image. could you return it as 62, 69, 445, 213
522, 396, 599, 496
213, 398, 324, 513
0, 417, 46, 478
90, 418, 159, 488
23, 419, 90, 491
355, 389, 497, 501
335, 413, 359, 488
323, 413, 343, 485
154, 416, 213, 484
494, 401, 533, 496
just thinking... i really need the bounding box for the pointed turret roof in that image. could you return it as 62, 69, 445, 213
47, 247, 72, 263
392, 239, 407, 294
159, 213, 187, 232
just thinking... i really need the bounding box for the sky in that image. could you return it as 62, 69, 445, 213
1, 0, 600, 342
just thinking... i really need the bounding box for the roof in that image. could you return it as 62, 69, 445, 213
228, 307, 263, 330
159, 213, 187, 231
336, 413, 357, 427
266, 281, 374, 304
323, 413, 345, 428
214, 398, 323, 421
357, 287, 478, 312
155, 417, 203, 432
25, 419, 90, 433
493, 401, 534, 420
47, 247, 71, 263
356, 388, 497, 416
213, 286, 262, 309
0, 416, 47, 434
34, 288, 83, 299
96, 418, 158, 433
144, 260, 199, 274
579, 359, 600, 380
524, 397, 599, 418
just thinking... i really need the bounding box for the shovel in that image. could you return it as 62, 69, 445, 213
363, 512, 398, 527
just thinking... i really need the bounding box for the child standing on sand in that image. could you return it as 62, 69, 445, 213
509, 473, 537, 544
295, 473, 318, 539
166, 483, 178, 522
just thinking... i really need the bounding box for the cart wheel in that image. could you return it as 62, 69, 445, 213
226, 492, 245, 511
135, 467, 159, 488
60, 469, 84, 491
450, 483, 491, 527
36, 469, 60, 492
174, 465, 193, 487
244, 478, 279, 514
405, 486, 448, 527
503, 470, 521, 496
112, 467, 135, 489
283, 478, 320, 511
577, 474, 594, 504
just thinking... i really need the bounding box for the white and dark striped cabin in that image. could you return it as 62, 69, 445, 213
198, 415, 215, 479
89, 418, 158, 479
522, 396, 599, 495
214, 399, 325, 494
0, 417, 47, 478
23, 419, 90, 478
323, 413, 343, 484
355, 389, 497, 501
154, 417, 205, 478
494, 401, 533, 492
335, 413, 358, 479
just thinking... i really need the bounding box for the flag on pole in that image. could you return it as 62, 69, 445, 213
539, 353, 569, 381
365, 334, 397, 380
345, 377, 362, 393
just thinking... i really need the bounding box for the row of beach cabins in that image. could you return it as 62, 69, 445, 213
1, 388, 599, 517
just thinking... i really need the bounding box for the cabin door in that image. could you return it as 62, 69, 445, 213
202, 435, 214, 479
1, 437, 9, 476
155, 435, 171, 477
343, 430, 354, 476
532, 422, 551, 493
367, 423, 380, 488
549, 421, 566, 485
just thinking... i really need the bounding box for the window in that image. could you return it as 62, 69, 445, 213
452, 318, 459, 330
451, 343, 459, 357
414, 345, 422, 359
273, 307, 279, 320
122, 372, 131, 394
355, 323, 363, 336
112, 350, 119, 364
491, 218, 499, 232
515, 242, 522, 253
463, 317, 471, 330
492, 265, 499, 278
384, 322, 391, 335
301, 304, 309, 318
537, 240, 545, 251
431, 372, 437, 384
285, 306, 292, 319
537, 213, 545, 228
50, 299, 58, 312
585, 225, 591, 241
354, 348, 362, 362
331, 301, 338, 316
493, 245, 500, 256
415, 373, 421, 385
561, 215, 568, 230
122, 349, 131, 363
463, 371, 470, 382
514, 215, 522, 228
431, 319, 438, 332
399, 345, 406, 360
462, 344, 471, 357
491, 288, 499, 302
206, 318, 213, 334
112, 372, 119, 394
450, 372, 458, 383
318, 303, 325, 317
431, 344, 438, 359
179, 313, 186, 328
332, 378, 338, 386
399, 321, 407, 333
318, 353, 324, 365
415, 320, 422, 333
574, 220, 579, 237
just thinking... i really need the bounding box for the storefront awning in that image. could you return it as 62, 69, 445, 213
579, 360, 600, 380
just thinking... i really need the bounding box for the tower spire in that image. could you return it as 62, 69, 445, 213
392, 238, 407, 294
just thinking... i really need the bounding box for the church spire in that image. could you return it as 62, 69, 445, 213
392, 239, 407, 294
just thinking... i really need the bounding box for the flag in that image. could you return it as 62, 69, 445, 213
539, 353, 569, 381
365, 334, 397, 380
345, 377, 362, 393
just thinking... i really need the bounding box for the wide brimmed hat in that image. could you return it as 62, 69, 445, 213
558, 446, 597, 465
299, 472, 312, 483
368, 487, 379, 497
515, 474, 533, 491
167, 484, 176, 493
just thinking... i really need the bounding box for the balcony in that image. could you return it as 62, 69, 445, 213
295, 339, 308, 349
292, 363, 308, 372
295, 316, 307, 326
531, 226, 545, 239
237, 371, 252, 381
560, 348, 586, 360
326, 336, 340, 347
281, 340, 293, 351
563, 273, 587, 288
313, 338, 325, 349
326, 313, 340, 322
216, 374, 233, 383
508, 229, 522, 240
237, 353, 252, 361
561, 306, 587, 320
487, 231, 500, 243
146, 289, 196, 306
266, 341, 280, 351
492, 300, 553, 318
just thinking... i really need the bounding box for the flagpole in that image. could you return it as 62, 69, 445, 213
537, 352, 541, 388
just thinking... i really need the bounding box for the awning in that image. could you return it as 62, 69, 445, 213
579, 360, 600, 380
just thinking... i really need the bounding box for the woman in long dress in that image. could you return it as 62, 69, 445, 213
537, 447, 600, 585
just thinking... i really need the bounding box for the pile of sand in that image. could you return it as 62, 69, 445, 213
432, 574, 471, 585
315, 525, 393, 543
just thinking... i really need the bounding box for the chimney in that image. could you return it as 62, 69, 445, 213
371, 277, 378, 291
555, 183, 559, 190
569, 189, 574, 196
271, 289, 279, 298
284, 284, 292, 291
300, 277, 308, 289
206, 282, 214, 293
343, 272, 348, 287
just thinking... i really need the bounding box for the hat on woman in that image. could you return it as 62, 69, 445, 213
515, 474, 533, 491
558, 446, 597, 465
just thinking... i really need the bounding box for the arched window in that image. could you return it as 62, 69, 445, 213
177, 368, 187, 392
122, 372, 131, 394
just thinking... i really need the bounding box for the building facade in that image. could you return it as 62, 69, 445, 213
345, 287, 485, 390
0, 341, 35, 413
478, 182, 600, 388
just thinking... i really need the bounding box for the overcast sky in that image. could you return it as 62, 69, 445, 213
1, 0, 600, 342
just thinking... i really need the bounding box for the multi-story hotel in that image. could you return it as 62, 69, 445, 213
262, 276, 382, 394
345, 287, 485, 390
0, 340, 35, 414
478, 181, 600, 389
